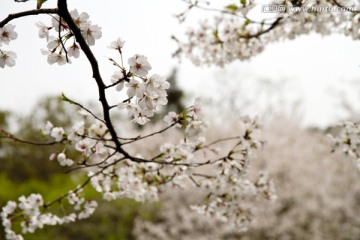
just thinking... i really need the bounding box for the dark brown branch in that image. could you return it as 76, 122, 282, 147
57, 0, 125, 154
204, 136, 242, 147
0, 9, 58, 28
239, 17, 283, 39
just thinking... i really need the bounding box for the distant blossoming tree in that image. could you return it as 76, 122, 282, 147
174, 0, 360, 170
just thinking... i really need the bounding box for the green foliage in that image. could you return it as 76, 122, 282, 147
0, 111, 8, 128
225, 4, 238, 12
0, 173, 159, 240
37, 0, 48, 9
61, 92, 77, 106
0, 96, 78, 182
242, 19, 251, 30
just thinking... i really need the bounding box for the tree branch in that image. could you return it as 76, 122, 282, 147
0, 9, 58, 28
121, 123, 176, 145
57, 0, 126, 155
0, 129, 59, 146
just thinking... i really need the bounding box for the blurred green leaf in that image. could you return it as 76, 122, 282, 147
242, 19, 251, 30
61, 92, 77, 105
37, 0, 48, 9
225, 4, 238, 11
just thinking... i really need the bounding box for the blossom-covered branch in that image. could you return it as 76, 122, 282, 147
0, 0, 276, 239
175, 0, 359, 66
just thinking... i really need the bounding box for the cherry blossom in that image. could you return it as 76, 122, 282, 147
67, 43, 80, 58
51, 15, 68, 32
81, 24, 102, 46
109, 37, 125, 51
128, 54, 152, 77
164, 112, 181, 127
57, 153, 74, 167
0, 24, 18, 45
50, 126, 65, 142
111, 71, 125, 91
126, 79, 145, 98
70, 9, 90, 29
35, 22, 50, 40
0, 51, 17, 68
46, 52, 68, 65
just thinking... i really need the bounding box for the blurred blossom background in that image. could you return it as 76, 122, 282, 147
1, 0, 360, 239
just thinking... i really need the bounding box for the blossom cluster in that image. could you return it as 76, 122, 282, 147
43, 117, 111, 167
108, 38, 170, 125
1, 190, 96, 240
37, 9, 102, 65
176, 0, 358, 66
188, 116, 276, 225
0, 24, 17, 68
329, 121, 360, 169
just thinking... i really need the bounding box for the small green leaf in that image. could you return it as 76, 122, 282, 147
225, 4, 238, 12
240, 0, 246, 6
212, 30, 219, 38
61, 93, 76, 105
242, 19, 251, 30
37, 0, 48, 9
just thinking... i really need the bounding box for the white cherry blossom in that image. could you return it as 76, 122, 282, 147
0, 51, 17, 68
128, 54, 151, 77
70, 9, 90, 29
46, 52, 68, 65
126, 79, 145, 98
111, 71, 125, 91
57, 153, 74, 167
51, 15, 68, 32
0, 24, 18, 45
50, 127, 65, 142
67, 43, 80, 58
35, 22, 49, 40
81, 24, 102, 46
164, 111, 181, 127
109, 37, 125, 51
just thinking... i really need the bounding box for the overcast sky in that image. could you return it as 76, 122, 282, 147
1, 0, 360, 128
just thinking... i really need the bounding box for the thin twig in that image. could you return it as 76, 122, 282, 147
0, 129, 59, 146
121, 123, 176, 145
179, 0, 276, 25
58, 15, 69, 63
0, 9, 58, 28
64, 99, 106, 124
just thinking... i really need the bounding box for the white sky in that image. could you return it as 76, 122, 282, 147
1, 0, 360, 128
